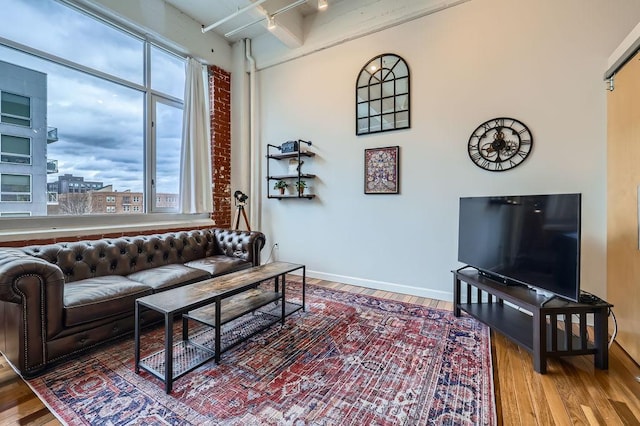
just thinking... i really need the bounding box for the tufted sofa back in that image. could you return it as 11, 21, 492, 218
20, 229, 222, 284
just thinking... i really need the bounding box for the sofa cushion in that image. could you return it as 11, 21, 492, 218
127, 264, 210, 292
64, 276, 152, 327
185, 255, 252, 276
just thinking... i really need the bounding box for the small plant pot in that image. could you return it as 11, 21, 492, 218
279, 188, 286, 195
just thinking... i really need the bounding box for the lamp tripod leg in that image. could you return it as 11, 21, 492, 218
241, 207, 251, 231
234, 207, 241, 230
234, 206, 251, 231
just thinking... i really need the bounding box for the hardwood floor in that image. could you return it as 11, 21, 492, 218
1, 277, 639, 425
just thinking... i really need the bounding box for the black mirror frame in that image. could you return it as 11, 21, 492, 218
355, 53, 410, 136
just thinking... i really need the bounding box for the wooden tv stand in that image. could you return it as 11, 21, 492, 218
453, 268, 612, 374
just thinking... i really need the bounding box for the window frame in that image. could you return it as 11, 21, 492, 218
148, 94, 183, 213
0, 0, 211, 233
0, 211, 31, 217
0, 133, 32, 165
0, 91, 32, 128
0, 173, 32, 202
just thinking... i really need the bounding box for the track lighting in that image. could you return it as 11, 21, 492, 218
267, 15, 276, 30
222, 0, 309, 38
318, 0, 328, 10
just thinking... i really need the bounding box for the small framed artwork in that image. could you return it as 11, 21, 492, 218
364, 146, 400, 194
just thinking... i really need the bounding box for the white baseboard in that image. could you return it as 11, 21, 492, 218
289, 269, 453, 302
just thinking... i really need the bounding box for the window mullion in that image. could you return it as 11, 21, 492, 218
144, 41, 153, 214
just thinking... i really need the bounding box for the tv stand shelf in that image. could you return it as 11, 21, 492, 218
453, 268, 612, 374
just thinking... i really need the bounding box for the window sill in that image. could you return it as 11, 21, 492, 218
0, 213, 215, 244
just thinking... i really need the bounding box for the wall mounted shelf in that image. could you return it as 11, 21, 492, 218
266, 140, 316, 200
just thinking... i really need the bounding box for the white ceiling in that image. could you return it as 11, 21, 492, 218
160, 0, 472, 68
163, 0, 340, 44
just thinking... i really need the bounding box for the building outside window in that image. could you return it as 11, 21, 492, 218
1, 173, 31, 202
1, 134, 31, 164
1, 92, 31, 127
0, 211, 30, 217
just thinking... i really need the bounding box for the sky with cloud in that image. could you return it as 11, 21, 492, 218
1, 0, 185, 195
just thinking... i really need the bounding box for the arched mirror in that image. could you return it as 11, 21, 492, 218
356, 53, 410, 135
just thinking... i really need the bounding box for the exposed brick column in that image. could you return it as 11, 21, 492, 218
208, 65, 232, 228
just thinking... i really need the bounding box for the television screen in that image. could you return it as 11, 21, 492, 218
458, 193, 581, 302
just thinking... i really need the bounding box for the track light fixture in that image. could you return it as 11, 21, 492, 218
267, 15, 276, 30
318, 0, 328, 10
223, 0, 310, 38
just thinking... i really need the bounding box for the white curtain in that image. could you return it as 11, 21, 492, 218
180, 57, 213, 214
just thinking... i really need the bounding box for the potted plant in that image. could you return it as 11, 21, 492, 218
295, 180, 307, 196
274, 180, 288, 195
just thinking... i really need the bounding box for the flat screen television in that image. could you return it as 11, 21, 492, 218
458, 193, 581, 302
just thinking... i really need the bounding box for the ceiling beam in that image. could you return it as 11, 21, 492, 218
256, 0, 305, 48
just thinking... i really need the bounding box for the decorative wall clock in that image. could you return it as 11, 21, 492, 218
467, 117, 533, 172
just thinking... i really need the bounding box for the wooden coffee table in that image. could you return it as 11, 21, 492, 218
134, 262, 305, 393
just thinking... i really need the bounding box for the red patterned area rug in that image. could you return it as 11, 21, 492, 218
27, 281, 496, 425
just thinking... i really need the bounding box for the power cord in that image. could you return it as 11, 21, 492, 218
579, 290, 603, 304
609, 307, 617, 349
264, 242, 278, 264
559, 290, 615, 351
577, 291, 617, 348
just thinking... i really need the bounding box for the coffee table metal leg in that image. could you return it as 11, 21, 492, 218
215, 298, 221, 363
164, 313, 173, 394
302, 266, 306, 311
134, 302, 140, 374
281, 274, 286, 324
182, 314, 189, 342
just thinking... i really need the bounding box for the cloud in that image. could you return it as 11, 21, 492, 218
1, 0, 184, 194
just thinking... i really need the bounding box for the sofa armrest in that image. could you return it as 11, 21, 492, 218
212, 229, 266, 266
0, 249, 64, 303
0, 248, 65, 375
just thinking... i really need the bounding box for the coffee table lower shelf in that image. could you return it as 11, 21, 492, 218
137, 300, 303, 388
138, 340, 215, 384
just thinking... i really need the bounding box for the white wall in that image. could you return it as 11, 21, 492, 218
256, 0, 640, 300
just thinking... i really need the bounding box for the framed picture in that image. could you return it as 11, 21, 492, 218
364, 146, 399, 194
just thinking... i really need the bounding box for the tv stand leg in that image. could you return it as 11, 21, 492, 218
593, 307, 609, 369
533, 311, 547, 374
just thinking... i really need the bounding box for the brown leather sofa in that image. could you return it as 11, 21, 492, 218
0, 228, 266, 377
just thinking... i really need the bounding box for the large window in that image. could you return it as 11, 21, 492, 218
0, 0, 186, 219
